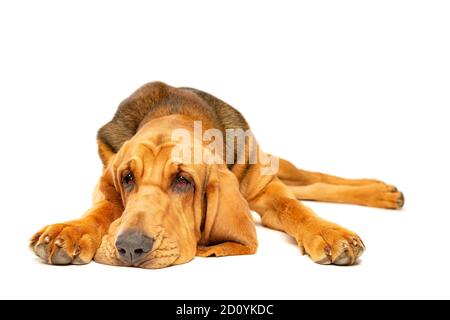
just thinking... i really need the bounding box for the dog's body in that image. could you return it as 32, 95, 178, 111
30, 82, 404, 268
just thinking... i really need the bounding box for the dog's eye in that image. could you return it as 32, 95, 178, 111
172, 174, 193, 193
122, 171, 135, 191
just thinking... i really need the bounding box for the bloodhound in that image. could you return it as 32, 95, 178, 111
30, 82, 404, 268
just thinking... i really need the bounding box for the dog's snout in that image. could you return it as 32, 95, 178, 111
115, 231, 154, 264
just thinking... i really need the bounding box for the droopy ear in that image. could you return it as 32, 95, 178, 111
97, 139, 116, 167
197, 164, 257, 257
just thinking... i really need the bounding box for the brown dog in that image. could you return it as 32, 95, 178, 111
30, 82, 404, 268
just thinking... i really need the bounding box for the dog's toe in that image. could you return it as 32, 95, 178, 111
397, 192, 405, 208
35, 243, 49, 260
51, 248, 72, 265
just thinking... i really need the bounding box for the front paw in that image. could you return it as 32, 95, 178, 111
30, 220, 100, 265
299, 222, 365, 266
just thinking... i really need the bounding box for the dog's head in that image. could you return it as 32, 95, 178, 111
94, 115, 257, 268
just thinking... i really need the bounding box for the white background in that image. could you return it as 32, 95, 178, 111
0, 0, 449, 300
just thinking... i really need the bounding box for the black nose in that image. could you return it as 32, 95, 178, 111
115, 231, 154, 264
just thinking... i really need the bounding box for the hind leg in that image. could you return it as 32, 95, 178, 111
277, 157, 390, 187
288, 183, 404, 209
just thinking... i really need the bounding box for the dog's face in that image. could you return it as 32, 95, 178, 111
94, 117, 256, 268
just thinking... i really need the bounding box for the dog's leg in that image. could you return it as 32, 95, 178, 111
277, 157, 390, 186
288, 183, 404, 209
29, 175, 123, 265
249, 178, 365, 265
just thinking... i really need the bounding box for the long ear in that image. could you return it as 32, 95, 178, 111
198, 164, 257, 257
97, 139, 116, 167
